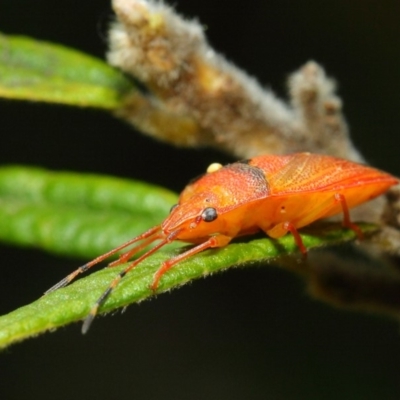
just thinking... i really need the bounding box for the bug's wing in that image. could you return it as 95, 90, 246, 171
266, 153, 396, 195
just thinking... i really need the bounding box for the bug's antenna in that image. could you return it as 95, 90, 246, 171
81, 237, 171, 334
44, 225, 162, 295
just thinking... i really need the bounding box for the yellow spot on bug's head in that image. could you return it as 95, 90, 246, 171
207, 162, 223, 173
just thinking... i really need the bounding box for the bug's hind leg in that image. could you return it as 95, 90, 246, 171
334, 193, 363, 239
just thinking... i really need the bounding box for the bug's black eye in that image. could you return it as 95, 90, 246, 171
170, 204, 178, 213
201, 207, 218, 222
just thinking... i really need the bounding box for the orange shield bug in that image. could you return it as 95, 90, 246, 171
45, 152, 398, 332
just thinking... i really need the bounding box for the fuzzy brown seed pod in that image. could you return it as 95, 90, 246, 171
108, 0, 361, 161
107, 0, 400, 247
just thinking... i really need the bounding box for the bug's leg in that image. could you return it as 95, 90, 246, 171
334, 193, 363, 239
266, 222, 307, 255
81, 236, 171, 334
150, 234, 232, 291
44, 225, 161, 295
282, 222, 307, 255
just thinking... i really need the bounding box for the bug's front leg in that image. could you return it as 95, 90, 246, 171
150, 235, 232, 291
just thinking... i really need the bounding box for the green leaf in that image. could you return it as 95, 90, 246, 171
0, 174, 376, 350
0, 165, 378, 349
0, 165, 178, 258
0, 34, 134, 108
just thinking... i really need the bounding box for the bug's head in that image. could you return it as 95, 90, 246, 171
162, 191, 227, 241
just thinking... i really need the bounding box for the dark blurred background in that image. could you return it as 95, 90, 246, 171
1, 1, 400, 399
